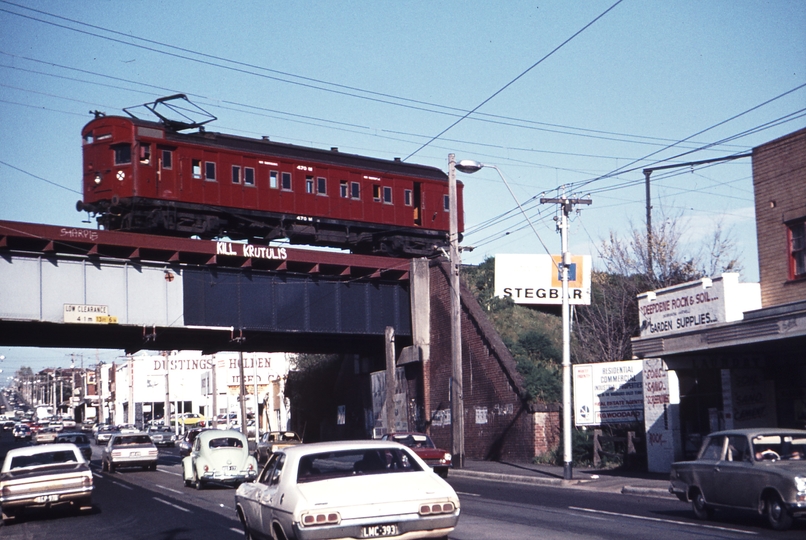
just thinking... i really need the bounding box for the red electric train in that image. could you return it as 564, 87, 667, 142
76, 95, 463, 257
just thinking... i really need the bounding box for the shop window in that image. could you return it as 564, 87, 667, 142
790, 219, 806, 279
244, 167, 255, 186
281, 172, 292, 191
383, 186, 392, 204
192, 159, 202, 179
232, 165, 241, 184
351, 181, 360, 199
205, 162, 216, 182
270, 171, 278, 189
162, 149, 172, 169
113, 144, 131, 165
140, 144, 151, 164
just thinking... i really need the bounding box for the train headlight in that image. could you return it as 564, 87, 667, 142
94, 173, 102, 185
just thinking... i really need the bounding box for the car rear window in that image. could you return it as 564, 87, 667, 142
296, 448, 423, 484
118, 435, 151, 445
10, 450, 79, 469
209, 437, 244, 449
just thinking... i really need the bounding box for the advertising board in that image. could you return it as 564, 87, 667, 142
494, 254, 591, 305
573, 360, 644, 426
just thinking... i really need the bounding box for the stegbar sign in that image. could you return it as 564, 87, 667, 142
494, 254, 591, 305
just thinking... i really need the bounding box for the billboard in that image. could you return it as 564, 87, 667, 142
494, 254, 591, 305
573, 360, 644, 426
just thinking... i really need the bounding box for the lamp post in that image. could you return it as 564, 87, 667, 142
448, 154, 483, 469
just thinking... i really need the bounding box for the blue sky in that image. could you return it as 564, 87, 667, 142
1, 1, 805, 374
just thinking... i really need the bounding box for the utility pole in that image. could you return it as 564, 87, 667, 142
448, 154, 464, 469
540, 193, 592, 480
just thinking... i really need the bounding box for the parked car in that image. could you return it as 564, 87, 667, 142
178, 413, 206, 428
118, 424, 139, 434
255, 431, 303, 463
182, 429, 257, 489
381, 432, 452, 478
670, 428, 806, 530
178, 427, 210, 457
235, 440, 460, 540
94, 424, 117, 445
80, 421, 96, 433
101, 433, 159, 473
147, 425, 177, 447
55, 432, 93, 462
0, 443, 93, 523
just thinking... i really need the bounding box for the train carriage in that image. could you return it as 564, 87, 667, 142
77, 101, 463, 257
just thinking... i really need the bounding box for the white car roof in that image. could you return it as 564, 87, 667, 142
2, 443, 84, 471
280, 439, 406, 458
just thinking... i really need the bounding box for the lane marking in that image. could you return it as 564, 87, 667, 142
157, 468, 182, 477
569, 507, 758, 535
456, 491, 482, 497
230, 527, 243, 534
111, 481, 133, 490
156, 484, 184, 495
154, 497, 191, 513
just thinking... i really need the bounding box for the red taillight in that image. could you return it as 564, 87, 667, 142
301, 512, 340, 527
419, 502, 455, 515
203, 465, 209, 472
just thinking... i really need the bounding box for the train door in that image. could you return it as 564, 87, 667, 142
242, 159, 258, 210
202, 151, 220, 206
156, 146, 177, 200
413, 182, 422, 226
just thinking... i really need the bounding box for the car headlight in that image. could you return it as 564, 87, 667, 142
444, 452, 452, 463
796, 476, 806, 492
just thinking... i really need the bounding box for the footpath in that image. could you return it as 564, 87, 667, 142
451, 460, 673, 498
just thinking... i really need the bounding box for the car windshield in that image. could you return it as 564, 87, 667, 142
752, 434, 806, 461
10, 450, 79, 469
209, 437, 244, 449
391, 434, 436, 449
296, 447, 423, 484
151, 427, 172, 433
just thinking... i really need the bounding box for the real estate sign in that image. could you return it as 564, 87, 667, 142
573, 360, 644, 426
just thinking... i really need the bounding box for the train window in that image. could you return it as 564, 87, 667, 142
113, 144, 131, 165
383, 186, 393, 204
83, 132, 94, 144
351, 182, 360, 199
404, 189, 412, 206
232, 165, 241, 184
281, 172, 292, 191
270, 171, 278, 189
317, 177, 327, 195
205, 162, 216, 181
306, 176, 314, 194
192, 159, 202, 179
340, 181, 348, 198
162, 150, 172, 169
443, 195, 450, 212
244, 167, 255, 186
140, 144, 151, 165
373, 185, 381, 202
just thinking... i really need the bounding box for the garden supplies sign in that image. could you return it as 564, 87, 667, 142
494, 254, 591, 305
573, 360, 644, 426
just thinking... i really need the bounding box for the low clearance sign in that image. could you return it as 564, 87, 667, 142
494, 254, 591, 306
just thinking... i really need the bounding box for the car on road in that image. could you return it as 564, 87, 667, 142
12, 423, 31, 441
178, 427, 210, 457
669, 428, 806, 530
55, 432, 94, 462
33, 426, 60, 445
255, 431, 303, 463
235, 440, 460, 540
0, 443, 93, 523
182, 429, 257, 489
147, 425, 177, 447
94, 424, 117, 445
178, 413, 206, 428
101, 433, 159, 473
381, 432, 452, 478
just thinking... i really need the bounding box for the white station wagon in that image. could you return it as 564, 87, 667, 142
235, 440, 460, 540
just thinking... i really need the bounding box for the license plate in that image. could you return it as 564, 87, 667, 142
34, 494, 59, 503
130, 451, 140, 457
223, 465, 236, 471
361, 524, 399, 537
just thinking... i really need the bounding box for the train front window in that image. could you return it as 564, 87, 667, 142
270, 171, 278, 189
205, 162, 216, 181
192, 159, 202, 179
340, 180, 348, 198
113, 144, 131, 165
162, 149, 172, 169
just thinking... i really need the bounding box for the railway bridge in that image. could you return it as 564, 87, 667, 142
0, 220, 557, 462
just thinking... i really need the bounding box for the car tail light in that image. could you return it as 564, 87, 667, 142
148, 449, 158, 456
203, 465, 209, 472
301, 512, 340, 527
419, 502, 455, 515
111, 451, 122, 457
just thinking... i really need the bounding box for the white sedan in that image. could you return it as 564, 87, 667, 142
182, 429, 258, 489
235, 440, 460, 540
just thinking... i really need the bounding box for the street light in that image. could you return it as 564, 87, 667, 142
447, 155, 483, 469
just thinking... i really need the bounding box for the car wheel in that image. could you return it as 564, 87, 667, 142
691, 490, 713, 520
108, 462, 116, 474
101, 459, 107, 472
765, 493, 793, 531
194, 472, 204, 490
